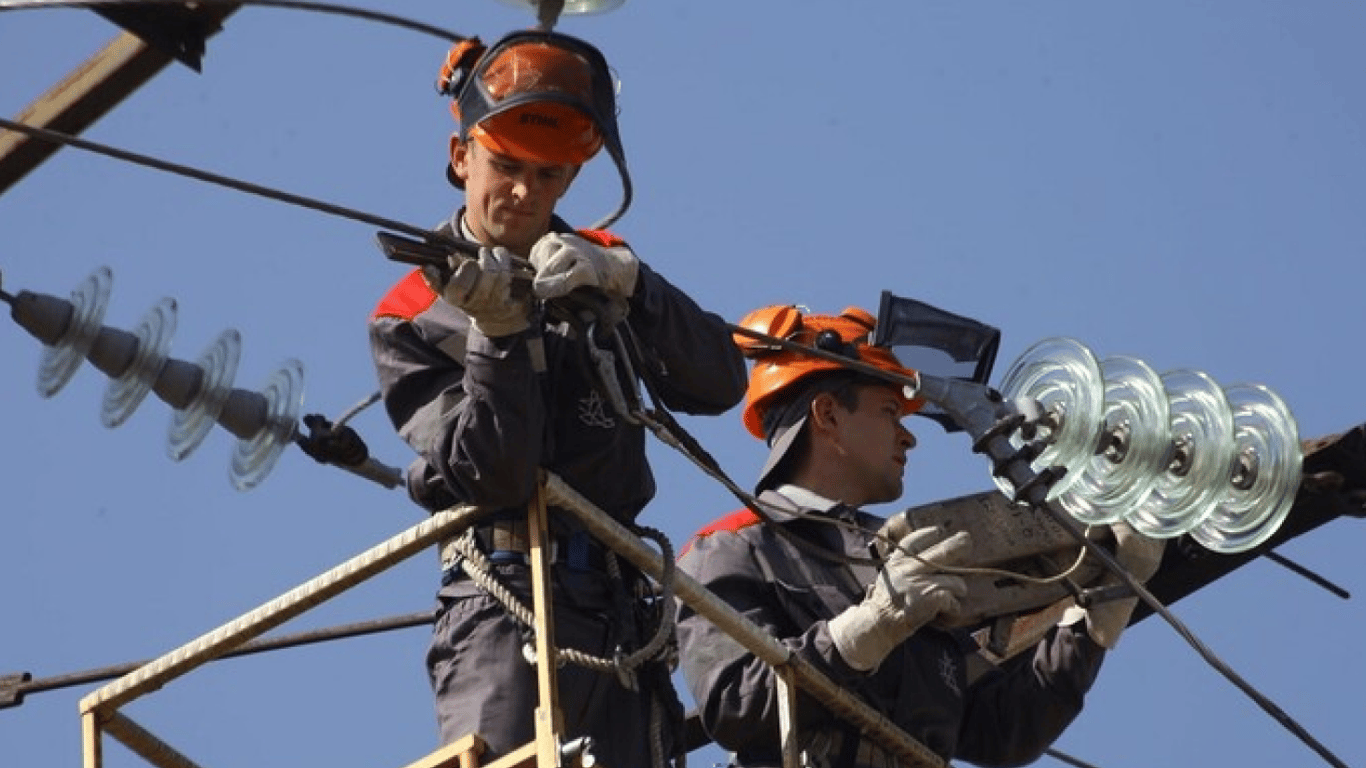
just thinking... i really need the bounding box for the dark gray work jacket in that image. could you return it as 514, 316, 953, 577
676, 488, 1106, 768
368, 214, 747, 535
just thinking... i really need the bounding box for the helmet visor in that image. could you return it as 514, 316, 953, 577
459, 32, 614, 166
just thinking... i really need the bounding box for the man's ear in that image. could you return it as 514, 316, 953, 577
450, 133, 469, 182
808, 392, 841, 433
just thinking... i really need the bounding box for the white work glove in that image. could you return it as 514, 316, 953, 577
429, 247, 530, 338
528, 232, 640, 300
828, 527, 972, 672
1060, 521, 1165, 649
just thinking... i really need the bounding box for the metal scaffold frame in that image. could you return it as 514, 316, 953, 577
76, 471, 945, 768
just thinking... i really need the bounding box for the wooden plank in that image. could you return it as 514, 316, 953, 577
775, 666, 800, 768
480, 741, 538, 768
0, 6, 238, 195
398, 733, 488, 768
81, 710, 102, 768
101, 710, 205, 768
526, 484, 567, 768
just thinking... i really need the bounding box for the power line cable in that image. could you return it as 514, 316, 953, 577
1, 5, 1355, 767
0, 611, 432, 710
0, 0, 468, 43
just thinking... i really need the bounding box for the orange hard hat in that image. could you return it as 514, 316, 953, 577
736, 304, 923, 441
468, 102, 603, 165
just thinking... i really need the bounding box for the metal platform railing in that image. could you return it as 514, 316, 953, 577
77, 471, 944, 768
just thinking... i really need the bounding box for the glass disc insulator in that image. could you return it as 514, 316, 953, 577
229, 359, 304, 491
1057, 355, 1170, 525
1126, 369, 1235, 538
993, 337, 1105, 502
1189, 383, 1302, 554
101, 298, 177, 428
37, 266, 113, 398
493, 0, 626, 15
167, 329, 241, 461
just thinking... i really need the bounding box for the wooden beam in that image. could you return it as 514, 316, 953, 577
0, 5, 238, 195
397, 734, 489, 768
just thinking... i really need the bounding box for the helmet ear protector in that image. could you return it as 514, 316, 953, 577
436, 30, 634, 228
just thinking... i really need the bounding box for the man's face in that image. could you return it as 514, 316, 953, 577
832, 385, 917, 506
452, 138, 577, 255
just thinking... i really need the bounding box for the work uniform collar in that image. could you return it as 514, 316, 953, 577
771, 483, 839, 512
448, 208, 578, 248
766, 485, 880, 587
766, 484, 863, 524
456, 209, 477, 241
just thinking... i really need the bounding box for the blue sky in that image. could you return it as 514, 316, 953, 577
2, 2, 1365, 767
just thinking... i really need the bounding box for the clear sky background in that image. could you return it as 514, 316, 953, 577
3, 2, 1365, 767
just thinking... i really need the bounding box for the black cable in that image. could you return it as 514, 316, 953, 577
734, 323, 1354, 768
3, 102, 1348, 764
0, 611, 433, 710
1265, 551, 1351, 600
618, 321, 885, 568
0, 1, 478, 244
0, 116, 440, 244
1025, 494, 1352, 768
1044, 747, 1104, 768
0, 0, 469, 43
3, 6, 1353, 766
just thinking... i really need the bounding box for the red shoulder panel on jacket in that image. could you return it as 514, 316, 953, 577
679, 508, 761, 558
576, 229, 628, 248
372, 268, 438, 321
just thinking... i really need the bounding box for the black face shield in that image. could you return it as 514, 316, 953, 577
873, 290, 1001, 432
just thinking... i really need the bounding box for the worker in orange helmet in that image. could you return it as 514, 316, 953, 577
675, 304, 1164, 767
368, 30, 745, 767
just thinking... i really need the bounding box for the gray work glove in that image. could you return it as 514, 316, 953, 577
828, 527, 972, 672
430, 247, 530, 338
1059, 521, 1165, 649
528, 232, 640, 300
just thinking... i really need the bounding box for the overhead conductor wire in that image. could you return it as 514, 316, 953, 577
0, 0, 464, 41
728, 323, 1353, 768
0, 4, 1352, 767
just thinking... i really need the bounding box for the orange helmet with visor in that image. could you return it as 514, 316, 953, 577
437, 30, 633, 227
735, 304, 924, 441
